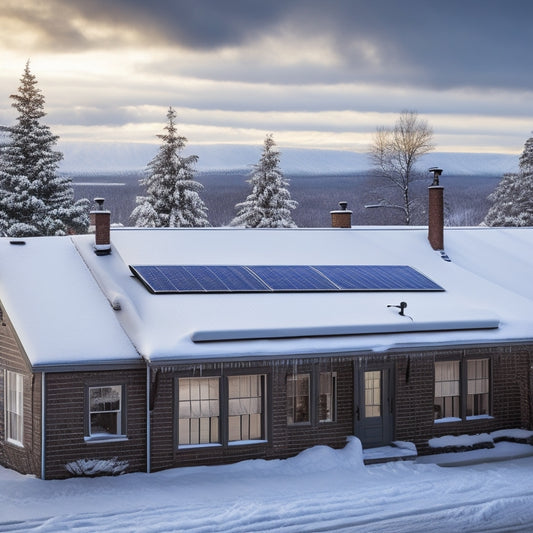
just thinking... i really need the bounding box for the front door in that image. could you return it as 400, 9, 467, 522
355, 367, 393, 447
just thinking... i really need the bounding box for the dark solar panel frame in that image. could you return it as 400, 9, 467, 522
130, 264, 444, 294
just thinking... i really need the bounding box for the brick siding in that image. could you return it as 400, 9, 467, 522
2, 300, 532, 480
44, 369, 146, 479
0, 308, 41, 477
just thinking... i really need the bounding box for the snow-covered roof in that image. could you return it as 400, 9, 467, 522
0, 237, 139, 369
1, 226, 532, 368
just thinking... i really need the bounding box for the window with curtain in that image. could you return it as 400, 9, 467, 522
287, 374, 310, 424
6, 371, 23, 446
434, 361, 460, 420
228, 375, 265, 442
178, 377, 220, 446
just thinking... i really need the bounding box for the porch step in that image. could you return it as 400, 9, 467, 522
363, 441, 418, 465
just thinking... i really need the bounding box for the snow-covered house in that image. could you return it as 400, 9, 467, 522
1, 188, 532, 479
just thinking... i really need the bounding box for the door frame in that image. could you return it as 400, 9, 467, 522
354, 361, 395, 447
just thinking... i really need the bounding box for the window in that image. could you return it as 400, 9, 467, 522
89, 386, 123, 437
434, 361, 460, 420
364, 371, 382, 418
467, 359, 489, 417
434, 359, 490, 421
178, 378, 220, 446
319, 372, 336, 423
287, 374, 310, 424
6, 371, 23, 446
228, 375, 265, 442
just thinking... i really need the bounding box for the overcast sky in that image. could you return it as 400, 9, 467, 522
1, 0, 532, 155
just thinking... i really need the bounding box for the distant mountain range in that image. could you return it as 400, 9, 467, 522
57, 142, 519, 177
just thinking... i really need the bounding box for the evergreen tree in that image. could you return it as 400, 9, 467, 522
131, 107, 209, 227
0, 61, 89, 237
484, 133, 533, 226
230, 134, 297, 228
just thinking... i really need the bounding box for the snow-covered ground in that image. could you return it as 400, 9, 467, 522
2, 436, 533, 532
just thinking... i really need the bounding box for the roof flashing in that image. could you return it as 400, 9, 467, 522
191, 317, 500, 343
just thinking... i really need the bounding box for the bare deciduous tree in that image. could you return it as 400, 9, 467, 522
369, 110, 434, 225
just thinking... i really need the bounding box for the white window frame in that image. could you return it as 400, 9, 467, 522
5, 370, 24, 447
319, 372, 337, 423
434, 358, 491, 423
287, 373, 310, 425
466, 358, 490, 418
228, 374, 266, 444
434, 361, 460, 421
87, 385, 125, 442
178, 377, 221, 447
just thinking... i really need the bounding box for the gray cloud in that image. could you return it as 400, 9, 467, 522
5, 0, 533, 91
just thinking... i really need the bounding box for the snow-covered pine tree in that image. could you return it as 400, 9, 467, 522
230, 134, 297, 228
484, 133, 533, 226
0, 61, 89, 237
131, 107, 209, 228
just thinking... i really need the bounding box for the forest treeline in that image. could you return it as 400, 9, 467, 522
72, 171, 500, 228
2, 62, 531, 235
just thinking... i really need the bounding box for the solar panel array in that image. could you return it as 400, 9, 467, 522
130, 265, 444, 294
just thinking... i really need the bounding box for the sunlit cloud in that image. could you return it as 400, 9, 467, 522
1, 0, 532, 169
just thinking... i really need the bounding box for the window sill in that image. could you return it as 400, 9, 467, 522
434, 417, 461, 424
178, 443, 222, 450
434, 415, 494, 425
6, 439, 24, 449
84, 435, 128, 444
228, 439, 267, 447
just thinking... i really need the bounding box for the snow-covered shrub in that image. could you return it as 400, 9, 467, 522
65, 457, 129, 477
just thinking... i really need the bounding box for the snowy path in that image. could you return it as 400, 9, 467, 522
2, 440, 533, 532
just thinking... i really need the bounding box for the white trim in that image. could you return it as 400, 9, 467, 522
88, 385, 123, 437
466, 414, 494, 421
178, 443, 222, 450
5, 370, 24, 447
434, 417, 461, 424
84, 435, 128, 444
228, 440, 267, 447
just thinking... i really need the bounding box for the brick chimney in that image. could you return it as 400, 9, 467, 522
330, 201, 352, 228
90, 198, 111, 255
428, 168, 444, 250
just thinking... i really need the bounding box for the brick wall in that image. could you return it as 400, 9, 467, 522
395, 346, 533, 454
0, 308, 41, 477
148, 347, 533, 470
149, 358, 354, 471
44, 368, 146, 479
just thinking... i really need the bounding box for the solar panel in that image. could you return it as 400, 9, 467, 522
195, 266, 270, 292
129, 265, 178, 293
210, 266, 271, 292
130, 265, 271, 293
313, 265, 443, 291
249, 265, 338, 291
158, 266, 204, 292
130, 264, 444, 294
